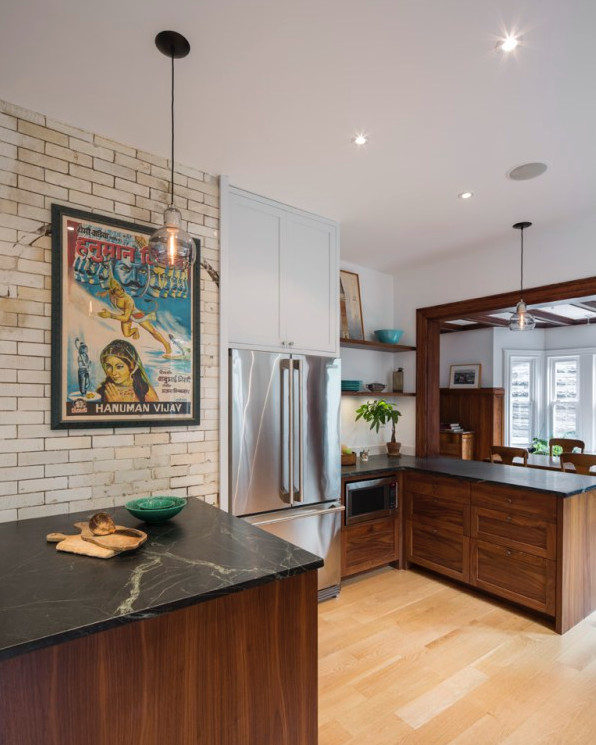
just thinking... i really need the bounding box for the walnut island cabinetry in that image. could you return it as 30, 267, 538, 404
342, 455, 596, 634
0, 500, 321, 745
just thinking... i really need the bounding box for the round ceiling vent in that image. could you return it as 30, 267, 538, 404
507, 162, 548, 181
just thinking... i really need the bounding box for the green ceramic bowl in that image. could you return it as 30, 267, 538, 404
125, 496, 187, 524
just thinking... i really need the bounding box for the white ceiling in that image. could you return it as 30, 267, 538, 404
1, 0, 595, 273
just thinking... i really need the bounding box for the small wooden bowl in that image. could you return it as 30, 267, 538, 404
341, 453, 357, 466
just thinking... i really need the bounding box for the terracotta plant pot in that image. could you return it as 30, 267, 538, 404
386, 441, 401, 456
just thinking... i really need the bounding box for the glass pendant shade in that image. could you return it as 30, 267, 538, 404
149, 206, 195, 269
508, 299, 536, 331
148, 31, 195, 270
508, 220, 535, 332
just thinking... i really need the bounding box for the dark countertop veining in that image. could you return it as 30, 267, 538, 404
342, 454, 596, 497
0, 499, 322, 662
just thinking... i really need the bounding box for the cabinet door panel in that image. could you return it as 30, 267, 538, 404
228, 194, 283, 347
283, 214, 338, 355
471, 539, 556, 615
471, 506, 556, 558
471, 483, 556, 521
342, 516, 399, 577
406, 521, 469, 582
406, 492, 469, 535
406, 473, 470, 501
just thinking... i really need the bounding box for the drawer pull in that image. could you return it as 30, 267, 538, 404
506, 549, 513, 557
507, 498, 512, 504
506, 515, 512, 522
432, 528, 438, 534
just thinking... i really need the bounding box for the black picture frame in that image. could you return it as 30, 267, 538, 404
50, 204, 200, 429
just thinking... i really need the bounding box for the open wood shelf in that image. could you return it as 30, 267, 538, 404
340, 338, 415, 353
341, 391, 416, 397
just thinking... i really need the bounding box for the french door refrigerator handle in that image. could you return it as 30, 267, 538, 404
294, 358, 304, 502
280, 358, 292, 504
288, 357, 294, 506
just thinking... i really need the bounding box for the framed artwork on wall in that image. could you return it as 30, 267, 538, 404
339, 269, 365, 340
449, 363, 481, 389
50, 204, 201, 428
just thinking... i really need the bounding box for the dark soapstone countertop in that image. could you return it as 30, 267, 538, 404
341, 454, 596, 497
0, 499, 322, 662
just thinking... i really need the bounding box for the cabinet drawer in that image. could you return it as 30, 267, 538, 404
471, 539, 556, 616
406, 472, 470, 500
471, 506, 556, 559
406, 492, 469, 535
342, 516, 399, 577
471, 483, 556, 521
406, 521, 469, 582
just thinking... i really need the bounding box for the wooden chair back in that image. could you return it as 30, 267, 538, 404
490, 446, 528, 466
549, 438, 585, 457
560, 452, 596, 475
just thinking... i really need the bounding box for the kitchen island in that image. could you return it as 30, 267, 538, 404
341, 455, 596, 633
0, 499, 322, 745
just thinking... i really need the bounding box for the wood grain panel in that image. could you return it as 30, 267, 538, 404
471, 538, 556, 615
439, 388, 504, 461
342, 516, 399, 577
0, 572, 318, 745
406, 521, 470, 582
471, 483, 557, 520
557, 492, 596, 634
471, 506, 557, 558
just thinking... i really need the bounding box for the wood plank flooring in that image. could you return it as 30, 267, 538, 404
318, 567, 596, 745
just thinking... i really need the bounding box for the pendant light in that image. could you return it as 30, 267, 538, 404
508, 221, 536, 331
148, 31, 196, 270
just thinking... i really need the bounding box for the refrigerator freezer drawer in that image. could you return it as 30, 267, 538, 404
244, 503, 344, 600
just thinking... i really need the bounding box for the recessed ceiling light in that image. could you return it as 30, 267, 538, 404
499, 35, 518, 52
353, 133, 368, 146
458, 191, 473, 200
507, 162, 548, 181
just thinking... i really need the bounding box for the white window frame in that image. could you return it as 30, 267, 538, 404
503, 350, 544, 449
546, 346, 596, 451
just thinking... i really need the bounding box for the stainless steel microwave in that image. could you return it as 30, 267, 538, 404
344, 476, 398, 525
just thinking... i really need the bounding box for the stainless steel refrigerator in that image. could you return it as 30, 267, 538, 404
229, 348, 343, 600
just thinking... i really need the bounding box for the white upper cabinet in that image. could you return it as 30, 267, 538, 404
227, 187, 339, 356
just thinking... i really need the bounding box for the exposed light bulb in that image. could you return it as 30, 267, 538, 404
500, 35, 518, 52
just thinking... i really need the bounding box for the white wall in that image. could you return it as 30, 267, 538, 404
440, 329, 495, 387
340, 260, 415, 454
393, 212, 596, 341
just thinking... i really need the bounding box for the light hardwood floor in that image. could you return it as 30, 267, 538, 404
318, 567, 596, 745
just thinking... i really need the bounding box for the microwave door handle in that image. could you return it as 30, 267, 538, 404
294, 358, 304, 502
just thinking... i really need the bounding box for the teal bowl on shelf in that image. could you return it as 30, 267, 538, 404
125, 496, 187, 524
374, 329, 404, 345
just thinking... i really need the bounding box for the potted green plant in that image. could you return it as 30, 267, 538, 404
355, 399, 402, 456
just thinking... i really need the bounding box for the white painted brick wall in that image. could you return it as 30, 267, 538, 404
0, 99, 220, 521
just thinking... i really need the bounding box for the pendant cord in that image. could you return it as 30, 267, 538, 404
170, 52, 175, 206
520, 227, 524, 298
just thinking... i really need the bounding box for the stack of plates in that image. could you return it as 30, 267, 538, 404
341, 379, 362, 392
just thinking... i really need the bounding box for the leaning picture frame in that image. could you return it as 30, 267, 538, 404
449, 363, 481, 389
50, 204, 201, 428
339, 269, 365, 340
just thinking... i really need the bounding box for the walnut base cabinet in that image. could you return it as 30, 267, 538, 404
404, 472, 470, 583
405, 473, 596, 633
341, 515, 400, 577
0, 573, 318, 745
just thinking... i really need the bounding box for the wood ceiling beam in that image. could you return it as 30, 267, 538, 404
529, 309, 570, 325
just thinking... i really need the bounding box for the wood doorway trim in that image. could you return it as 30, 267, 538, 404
415, 274, 596, 457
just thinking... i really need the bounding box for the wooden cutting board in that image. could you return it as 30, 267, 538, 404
47, 522, 147, 559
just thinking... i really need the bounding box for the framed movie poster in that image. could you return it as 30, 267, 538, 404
50, 205, 200, 428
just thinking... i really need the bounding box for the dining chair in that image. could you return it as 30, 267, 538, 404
549, 438, 585, 457
489, 446, 528, 466
559, 452, 596, 475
